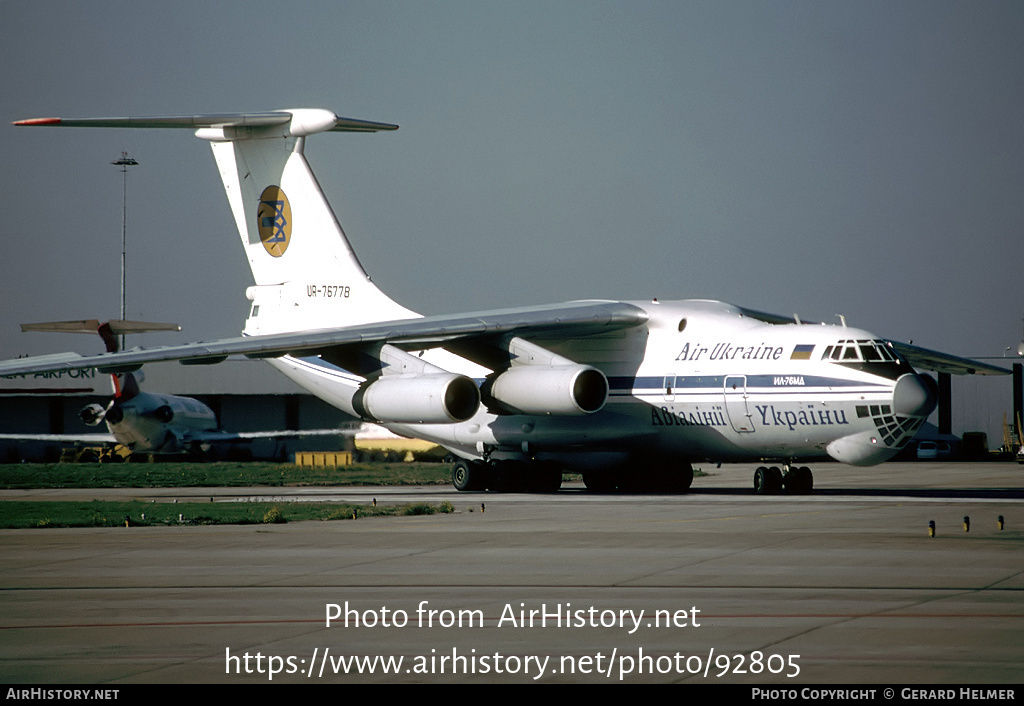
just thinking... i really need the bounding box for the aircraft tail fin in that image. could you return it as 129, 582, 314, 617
117, 371, 142, 402
15, 111, 418, 335
21, 319, 179, 396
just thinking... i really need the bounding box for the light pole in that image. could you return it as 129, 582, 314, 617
111, 152, 138, 350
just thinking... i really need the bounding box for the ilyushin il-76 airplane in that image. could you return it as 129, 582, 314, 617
3, 109, 1008, 492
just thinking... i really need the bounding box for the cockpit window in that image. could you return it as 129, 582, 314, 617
821, 339, 907, 379
822, 339, 897, 363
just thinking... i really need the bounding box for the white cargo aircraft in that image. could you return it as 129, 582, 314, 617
3, 110, 1008, 491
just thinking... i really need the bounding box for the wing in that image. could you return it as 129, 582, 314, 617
182, 429, 357, 443
0, 301, 649, 376
0, 433, 117, 444
889, 341, 1011, 376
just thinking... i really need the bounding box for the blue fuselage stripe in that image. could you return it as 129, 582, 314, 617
608, 375, 887, 391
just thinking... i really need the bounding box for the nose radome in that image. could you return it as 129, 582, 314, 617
893, 373, 937, 417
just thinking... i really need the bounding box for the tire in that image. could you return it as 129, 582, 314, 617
784, 466, 813, 494
583, 471, 618, 493
452, 459, 485, 491
488, 461, 528, 492
754, 466, 782, 495
674, 463, 694, 492
647, 462, 694, 493
799, 466, 813, 493
526, 462, 563, 493
754, 466, 769, 494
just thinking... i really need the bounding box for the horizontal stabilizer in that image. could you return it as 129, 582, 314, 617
14, 111, 398, 137
22, 320, 181, 335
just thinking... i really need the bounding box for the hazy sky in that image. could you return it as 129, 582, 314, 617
2, 2, 1022, 431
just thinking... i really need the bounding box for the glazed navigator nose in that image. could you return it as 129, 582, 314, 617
893, 373, 937, 418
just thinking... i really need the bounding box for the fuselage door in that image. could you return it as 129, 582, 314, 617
724, 375, 754, 433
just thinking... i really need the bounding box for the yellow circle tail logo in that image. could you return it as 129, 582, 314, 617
256, 185, 292, 257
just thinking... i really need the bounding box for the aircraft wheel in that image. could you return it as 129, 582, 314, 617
647, 462, 694, 493
675, 463, 694, 492
526, 463, 563, 493
754, 466, 783, 495
452, 459, 486, 491
583, 471, 618, 493
753, 466, 768, 493
800, 466, 813, 493
784, 466, 813, 494
487, 461, 528, 492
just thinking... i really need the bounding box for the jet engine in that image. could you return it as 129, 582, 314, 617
327, 342, 482, 424
151, 405, 174, 423
352, 373, 480, 424
103, 404, 124, 425
80, 403, 108, 426
485, 364, 608, 415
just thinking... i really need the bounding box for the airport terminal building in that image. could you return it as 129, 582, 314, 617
0, 359, 355, 462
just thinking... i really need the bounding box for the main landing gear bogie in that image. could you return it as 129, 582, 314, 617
452, 459, 695, 494
451, 459, 563, 493
753, 465, 813, 495
583, 462, 694, 494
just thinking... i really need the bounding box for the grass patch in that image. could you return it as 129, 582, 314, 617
0, 462, 452, 490
0, 499, 456, 529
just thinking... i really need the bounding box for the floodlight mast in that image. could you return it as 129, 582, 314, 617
111, 152, 138, 350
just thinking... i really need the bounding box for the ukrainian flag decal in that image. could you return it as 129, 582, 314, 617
256, 185, 292, 257
790, 344, 815, 360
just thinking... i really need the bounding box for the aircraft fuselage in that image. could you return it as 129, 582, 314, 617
267, 298, 935, 472
104, 391, 218, 453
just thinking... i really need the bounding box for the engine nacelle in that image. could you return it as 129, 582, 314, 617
104, 404, 124, 425
353, 373, 480, 424
486, 365, 608, 415
80, 403, 107, 426
151, 405, 174, 424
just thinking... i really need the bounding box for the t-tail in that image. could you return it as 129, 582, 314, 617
15, 110, 418, 336
20, 318, 181, 425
